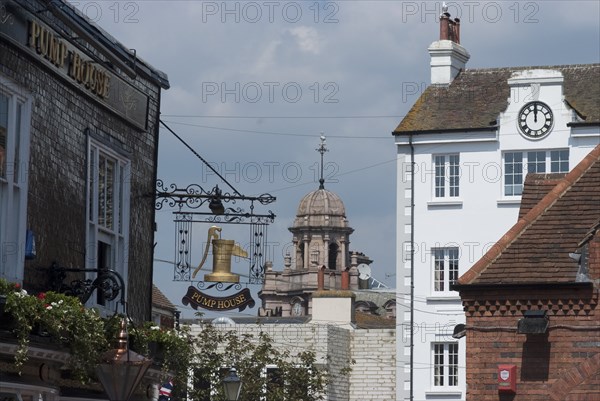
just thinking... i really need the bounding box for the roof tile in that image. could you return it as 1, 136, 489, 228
458, 144, 600, 285
394, 64, 600, 133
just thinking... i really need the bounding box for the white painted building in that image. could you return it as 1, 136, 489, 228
393, 10, 600, 401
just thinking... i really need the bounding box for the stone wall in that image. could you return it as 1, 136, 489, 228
349, 328, 396, 401
190, 322, 396, 400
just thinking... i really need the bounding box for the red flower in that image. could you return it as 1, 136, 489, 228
38, 292, 46, 300
14, 283, 21, 290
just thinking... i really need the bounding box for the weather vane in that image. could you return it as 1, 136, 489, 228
316, 133, 328, 189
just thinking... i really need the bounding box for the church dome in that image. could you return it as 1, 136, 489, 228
292, 188, 349, 229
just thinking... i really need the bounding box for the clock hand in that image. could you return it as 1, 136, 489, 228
533, 105, 538, 123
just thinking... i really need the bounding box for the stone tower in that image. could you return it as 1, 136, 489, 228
259, 137, 372, 317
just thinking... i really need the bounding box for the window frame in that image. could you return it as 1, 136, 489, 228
433, 154, 460, 199
85, 137, 130, 313
432, 342, 459, 389
0, 79, 31, 283
503, 149, 570, 197
431, 247, 459, 294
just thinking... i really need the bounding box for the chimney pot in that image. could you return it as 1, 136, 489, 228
440, 13, 450, 41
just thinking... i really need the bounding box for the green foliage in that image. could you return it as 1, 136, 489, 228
0, 279, 334, 400
188, 323, 329, 401
129, 320, 194, 381
0, 279, 109, 379
0, 278, 193, 384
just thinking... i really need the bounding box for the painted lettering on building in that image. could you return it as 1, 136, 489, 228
182, 287, 255, 312
28, 20, 110, 99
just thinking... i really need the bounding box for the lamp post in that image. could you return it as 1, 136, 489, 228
223, 368, 242, 401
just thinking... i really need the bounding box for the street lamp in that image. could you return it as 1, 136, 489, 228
47, 263, 152, 401
223, 368, 242, 401
96, 318, 152, 401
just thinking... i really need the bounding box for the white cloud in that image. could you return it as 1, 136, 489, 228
69, 0, 600, 317
288, 26, 321, 54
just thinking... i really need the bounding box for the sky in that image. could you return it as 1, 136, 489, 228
67, 0, 600, 319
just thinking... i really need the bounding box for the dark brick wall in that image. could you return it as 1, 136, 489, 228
1, 14, 162, 322
461, 285, 600, 401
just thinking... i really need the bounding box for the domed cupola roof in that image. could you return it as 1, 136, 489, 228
290, 135, 352, 230
292, 188, 350, 229
296, 188, 346, 217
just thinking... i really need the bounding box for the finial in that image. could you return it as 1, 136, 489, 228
316, 133, 328, 189
442, 2, 448, 13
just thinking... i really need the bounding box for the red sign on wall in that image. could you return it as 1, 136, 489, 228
498, 364, 517, 393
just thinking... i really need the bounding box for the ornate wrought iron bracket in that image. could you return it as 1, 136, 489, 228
48, 262, 126, 308
155, 180, 275, 284
154, 180, 275, 220
196, 281, 243, 292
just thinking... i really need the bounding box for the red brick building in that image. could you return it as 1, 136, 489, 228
455, 144, 600, 400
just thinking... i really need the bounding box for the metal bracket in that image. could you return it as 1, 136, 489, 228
48, 262, 126, 308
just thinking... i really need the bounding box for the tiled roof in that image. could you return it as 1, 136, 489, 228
152, 284, 177, 311
393, 64, 600, 134
457, 144, 600, 285
354, 311, 396, 329
518, 173, 566, 219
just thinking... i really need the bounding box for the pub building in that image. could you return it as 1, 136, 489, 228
1, 0, 169, 399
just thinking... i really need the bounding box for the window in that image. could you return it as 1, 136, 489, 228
193, 366, 232, 401
0, 82, 31, 283
550, 150, 569, 173
504, 150, 569, 196
432, 247, 459, 292
527, 151, 546, 173
504, 152, 523, 196
434, 154, 460, 198
265, 365, 284, 401
433, 342, 459, 387
86, 139, 130, 310
310, 248, 319, 266
328, 242, 338, 270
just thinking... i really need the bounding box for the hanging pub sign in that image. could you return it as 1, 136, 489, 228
181, 225, 255, 312
182, 286, 255, 312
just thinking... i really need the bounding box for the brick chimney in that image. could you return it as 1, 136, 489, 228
428, 5, 470, 85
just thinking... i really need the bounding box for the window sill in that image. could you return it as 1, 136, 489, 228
497, 198, 521, 206
426, 295, 460, 302
427, 199, 463, 208
425, 390, 463, 397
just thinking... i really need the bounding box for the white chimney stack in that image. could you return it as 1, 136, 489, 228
428, 6, 470, 85
311, 290, 355, 328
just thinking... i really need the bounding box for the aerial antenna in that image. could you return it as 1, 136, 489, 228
316, 133, 328, 189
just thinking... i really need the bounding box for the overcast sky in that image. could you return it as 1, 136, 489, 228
69, 0, 600, 318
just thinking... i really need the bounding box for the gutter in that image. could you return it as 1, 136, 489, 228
409, 132, 415, 401
567, 121, 600, 128
392, 125, 498, 136
452, 281, 594, 292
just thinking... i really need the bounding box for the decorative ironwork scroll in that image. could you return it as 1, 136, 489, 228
48, 262, 126, 308
158, 180, 275, 284
155, 180, 275, 217
249, 223, 268, 284
174, 214, 192, 281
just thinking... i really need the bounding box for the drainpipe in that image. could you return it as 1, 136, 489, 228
409, 132, 415, 401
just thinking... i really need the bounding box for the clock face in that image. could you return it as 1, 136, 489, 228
292, 302, 303, 316
518, 101, 554, 139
